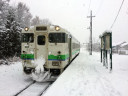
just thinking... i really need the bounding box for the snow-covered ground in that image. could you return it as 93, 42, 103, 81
0, 62, 33, 96
44, 48, 128, 96
0, 48, 128, 96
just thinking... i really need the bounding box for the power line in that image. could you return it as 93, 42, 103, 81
110, 0, 125, 29
95, 0, 104, 16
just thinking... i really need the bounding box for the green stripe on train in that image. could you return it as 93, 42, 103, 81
21, 54, 34, 59
21, 49, 79, 60
48, 54, 69, 60
72, 49, 80, 55
21, 54, 69, 60
48, 49, 79, 60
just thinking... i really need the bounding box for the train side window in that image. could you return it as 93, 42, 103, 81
49, 33, 66, 43
38, 35, 45, 45
22, 33, 34, 43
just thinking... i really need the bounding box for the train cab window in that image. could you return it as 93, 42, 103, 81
49, 33, 66, 43
38, 35, 45, 45
22, 33, 34, 43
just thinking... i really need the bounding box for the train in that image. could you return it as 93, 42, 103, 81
21, 25, 80, 77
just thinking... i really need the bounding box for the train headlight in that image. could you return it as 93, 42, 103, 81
24, 27, 29, 31
55, 26, 60, 31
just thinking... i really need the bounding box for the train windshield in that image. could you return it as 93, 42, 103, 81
49, 33, 66, 43
22, 33, 34, 43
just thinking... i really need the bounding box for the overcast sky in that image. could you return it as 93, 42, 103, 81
10, 0, 128, 44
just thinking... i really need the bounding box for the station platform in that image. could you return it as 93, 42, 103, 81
44, 49, 128, 96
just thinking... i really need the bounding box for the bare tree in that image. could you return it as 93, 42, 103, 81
40, 18, 52, 25
31, 16, 52, 26
31, 16, 40, 26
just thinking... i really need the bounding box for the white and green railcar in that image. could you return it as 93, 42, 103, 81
21, 25, 80, 75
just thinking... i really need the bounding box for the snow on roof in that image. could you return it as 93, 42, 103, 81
104, 30, 112, 33
120, 42, 128, 47
113, 41, 126, 46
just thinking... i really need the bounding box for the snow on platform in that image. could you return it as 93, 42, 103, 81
44, 49, 128, 96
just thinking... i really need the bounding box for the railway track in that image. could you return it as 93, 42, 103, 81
14, 81, 53, 96
14, 81, 36, 96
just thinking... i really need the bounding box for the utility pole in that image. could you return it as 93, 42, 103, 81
87, 10, 95, 55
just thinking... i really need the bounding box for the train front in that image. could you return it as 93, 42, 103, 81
21, 25, 69, 78
21, 25, 52, 82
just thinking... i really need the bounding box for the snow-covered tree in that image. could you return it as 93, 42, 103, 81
0, 1, 32, 58
16, 2, 32, 28
3, 7, 21, 58
0, 1, 52, 59
0, 0, 9, 33
0, 0, 10, 58
0, 0, 9, 27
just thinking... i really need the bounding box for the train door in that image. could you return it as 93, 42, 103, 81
69, 37, 72, 62
35, 33, 48, 60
